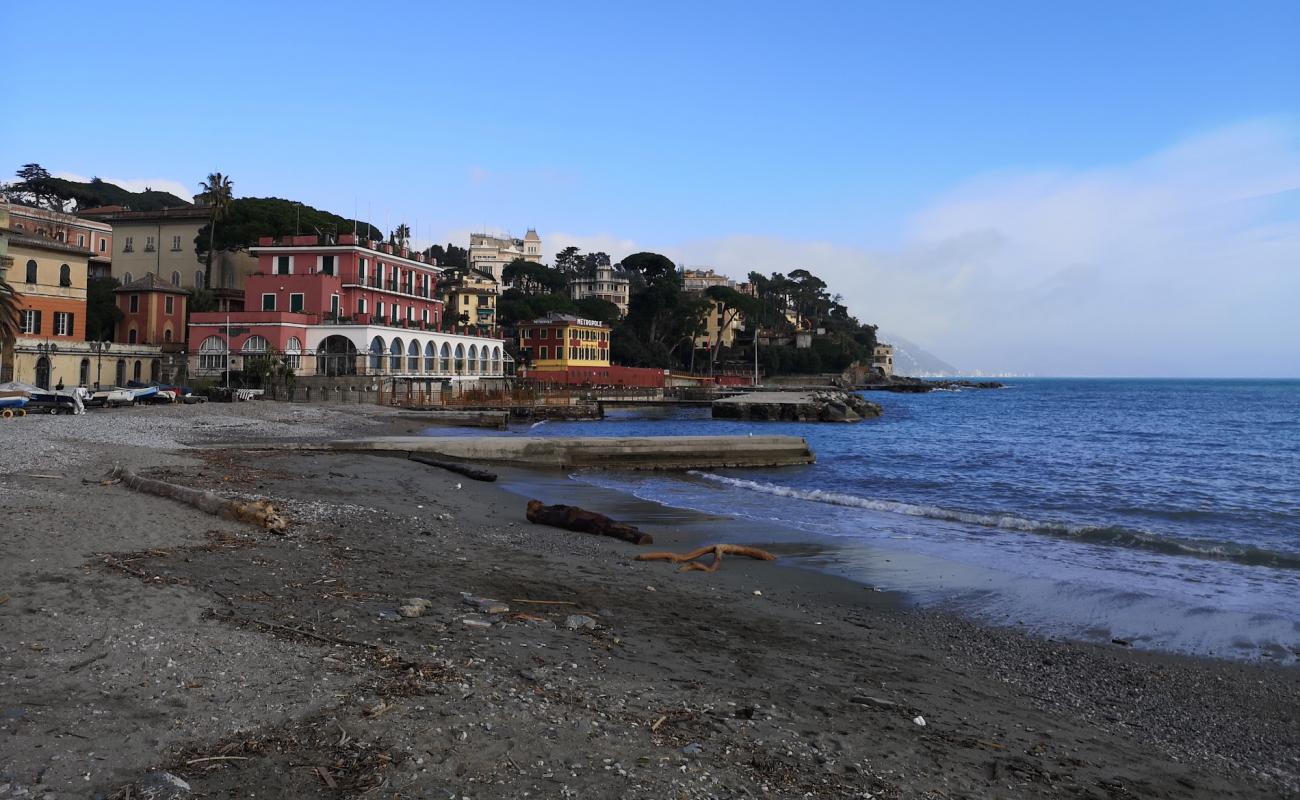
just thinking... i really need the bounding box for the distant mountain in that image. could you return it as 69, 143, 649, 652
48, 176, 191, 212
877, 331, 960, 377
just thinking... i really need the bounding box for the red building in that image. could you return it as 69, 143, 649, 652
114, 273, 188, 346
187, 234, 507, 380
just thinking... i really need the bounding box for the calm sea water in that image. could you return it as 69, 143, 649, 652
443, 380, 1300, 661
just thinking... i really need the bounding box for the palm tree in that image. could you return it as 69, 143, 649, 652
198, 172, 234, 290
0, 275, 19, 344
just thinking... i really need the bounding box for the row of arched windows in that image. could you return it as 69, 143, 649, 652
23, 260, 73, 286
194, 335, 501, 376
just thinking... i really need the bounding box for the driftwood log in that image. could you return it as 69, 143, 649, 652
108, 465, 288, 533
637, 544, 777, 573
408, 454, 497, 482
525, 500, 653, 545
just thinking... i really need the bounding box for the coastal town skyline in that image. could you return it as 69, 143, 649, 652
6, 1, 1299, 377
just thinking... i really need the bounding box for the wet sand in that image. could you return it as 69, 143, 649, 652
1, 402, 1297, 798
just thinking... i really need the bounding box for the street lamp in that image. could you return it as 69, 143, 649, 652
89, 340, 112, 390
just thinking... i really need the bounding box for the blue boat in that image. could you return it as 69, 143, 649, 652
0, 396, 29, 417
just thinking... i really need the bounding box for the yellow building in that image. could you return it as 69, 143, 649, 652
516, 313, 610, 372
872, 343, 895, 377
693, 298, 745, 350
438, 267, 498, 333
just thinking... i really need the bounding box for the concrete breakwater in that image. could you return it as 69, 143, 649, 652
224, 435, 815, 469
712, 390, 882, 422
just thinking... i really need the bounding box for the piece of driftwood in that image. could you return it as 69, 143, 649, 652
525, 499, 653, 545
408, 454, 498, 482
637, 543, 778, 573
108, 465, 288, 533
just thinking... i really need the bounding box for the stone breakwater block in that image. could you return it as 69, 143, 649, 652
712, 390, 881, 423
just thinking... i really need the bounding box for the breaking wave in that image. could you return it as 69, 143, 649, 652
688, 472, 1300, 570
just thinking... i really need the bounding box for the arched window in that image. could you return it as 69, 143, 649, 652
241, 335, 269, 354
194, 270, 205, 289
454, 344, 465, 374
407, 340, 420, 373
59, 264, 71, 287
128, 328, 138, 344
115, 359, 126, 386
389, 338, 405, 372
80, 358, 90, 387
439, 342, 451, 373
132, 360, 142, 382
285, 337, 302, 369
199, 336, 227, 371
479, 346, 489, 374
369, 336, 385, 372
492, 346, 502, 375
163, 328, 173, 342
121, 271, 133, 284
424, 341, 435, 372
171, 271, 181, 286
150, 360, 161, 382
25, 260, 37, 283
467, 344, 478, 375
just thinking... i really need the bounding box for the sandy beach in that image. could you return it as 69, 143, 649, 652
1, 402, 1297, 799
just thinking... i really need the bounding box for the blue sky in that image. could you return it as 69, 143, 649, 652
5, 1, 1299, 375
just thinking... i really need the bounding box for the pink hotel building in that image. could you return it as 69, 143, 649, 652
186, 234, 508, 380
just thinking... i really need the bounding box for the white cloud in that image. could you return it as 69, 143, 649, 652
622, 121, 1300, 376
431, 121, 1300, 376
53, 171, 194, 203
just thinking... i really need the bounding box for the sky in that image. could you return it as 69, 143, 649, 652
4, 1, 1298, 376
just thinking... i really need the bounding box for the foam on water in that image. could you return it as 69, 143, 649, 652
688, 471, 1300, 570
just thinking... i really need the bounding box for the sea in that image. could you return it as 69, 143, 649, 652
439, 379, 1300, 662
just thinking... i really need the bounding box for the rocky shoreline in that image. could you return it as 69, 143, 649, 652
0, 403, 1296, 798
858, 376, 1006, 393
713, 389, 883, 422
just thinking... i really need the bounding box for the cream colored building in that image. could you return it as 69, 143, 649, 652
80, 206, 256, 310
438, 267, 499, 334
872, 343, 895, 378
693, 299, 745, 350
5, 202, 112, 279
468, 229, 541, 282
568, 264, 631, 316
682, 268, 734, 294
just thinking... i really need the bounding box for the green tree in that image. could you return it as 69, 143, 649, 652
197, 172, 234, 290
573, 296, 621, 324
703, 285, 761, 368
424, 242, 468, 268
502, 258, 566, 296
554, 246, 584, 278
390, 223, 411, 247
0, 276, 20, 344
85, 277, 124, 341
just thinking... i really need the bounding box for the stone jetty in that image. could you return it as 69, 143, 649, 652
712, 390, 882, 422
223, 435, 815, 469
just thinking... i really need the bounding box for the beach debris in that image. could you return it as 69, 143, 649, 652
407, 454, 497, 482
139, 770, 192, 798
753, 590, 763, 596
912, 716, 927, 727
462, 616, 494, 629
107, 465, 288, 533
399, 597, 433, 618
564, 614, 597, 630
851, 695, 901, 711
1111, 637, 1132, 647
525, 500, 654, 545
636, 544, 778, 573
682, 742, 703, 756
461, 594, 510, 614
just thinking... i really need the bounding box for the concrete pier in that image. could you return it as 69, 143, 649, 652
222, 435, 814, 469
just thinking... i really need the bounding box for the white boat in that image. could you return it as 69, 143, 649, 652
91, 388, 134, 407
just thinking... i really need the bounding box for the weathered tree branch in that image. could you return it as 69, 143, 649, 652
637, 544, 777, 573
525, 500, 653, 545
108, 465, 288, 533
408, 454, 497, 482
